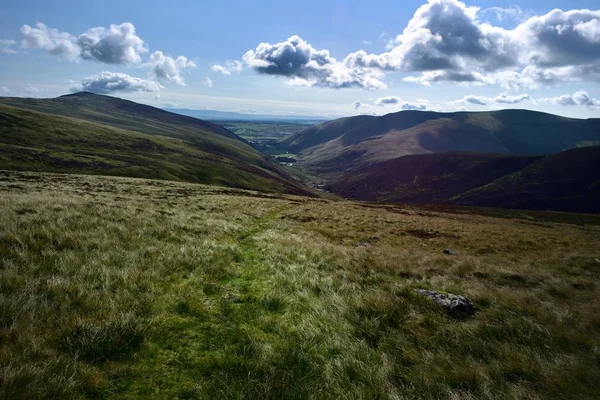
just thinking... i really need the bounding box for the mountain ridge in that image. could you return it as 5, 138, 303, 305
0, 93, 314, 195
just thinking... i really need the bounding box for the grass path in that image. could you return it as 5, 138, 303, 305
1, 172, 600, 399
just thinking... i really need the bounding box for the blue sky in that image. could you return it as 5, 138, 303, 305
1, 0, 599, 118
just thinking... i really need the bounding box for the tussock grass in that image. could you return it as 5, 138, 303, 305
1, 170, 599, 399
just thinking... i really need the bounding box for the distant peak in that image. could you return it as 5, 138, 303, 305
59, 91, 100, 98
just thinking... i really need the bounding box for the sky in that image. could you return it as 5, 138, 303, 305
0, 0, 599, 118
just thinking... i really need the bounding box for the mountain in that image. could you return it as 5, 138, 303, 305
167, 108, 329, 123
282, 109, 600, 177
330, 146, 600, 213
0, 92, 312, 195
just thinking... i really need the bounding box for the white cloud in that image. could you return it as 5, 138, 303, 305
362, 40, 372, 45
0, 86, 10, 95
0, 39, 17, 54
73, 72, 163, 94
543, 90, 600, 109
479, 6, 530, 24
243, 0, 599, 89
20, 23, 80, 61
76, 23, 147, 65
147, 51, 196, 85
203, 76, 213, 87
242, 35, 386, 89
211, 65, 230, 75
21, 22, 147, 65
459, 93, 530, 106
375, 96, 430, 110
211, 60, 243, 75
461, 95, 488, 105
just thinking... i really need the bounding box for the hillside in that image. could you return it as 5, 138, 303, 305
0, 93, 312, 195
330, 146, 600, 213
453, 146, 600, 213
281, 110, 600, 176
2, 170, 600, 399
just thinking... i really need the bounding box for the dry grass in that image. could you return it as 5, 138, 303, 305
1, 170, 599, 399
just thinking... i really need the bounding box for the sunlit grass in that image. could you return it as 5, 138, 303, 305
1, 171, 599, 399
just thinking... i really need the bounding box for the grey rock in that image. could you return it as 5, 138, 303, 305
443, 248, 458, 255
415, 289, 475, 317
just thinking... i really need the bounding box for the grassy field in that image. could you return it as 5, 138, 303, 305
1, 171, 600, 399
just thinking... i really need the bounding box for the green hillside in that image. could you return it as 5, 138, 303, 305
0, 93, 312, 195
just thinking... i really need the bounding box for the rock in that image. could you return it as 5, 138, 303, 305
443, 248, 458, 255
415, 289, 475, 317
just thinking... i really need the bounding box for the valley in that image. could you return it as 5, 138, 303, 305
1, 94, 600, 399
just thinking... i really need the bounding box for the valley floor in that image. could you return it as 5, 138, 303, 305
1, 171, 599, 399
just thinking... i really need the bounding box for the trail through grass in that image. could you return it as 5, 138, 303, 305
1, 171, 599, 399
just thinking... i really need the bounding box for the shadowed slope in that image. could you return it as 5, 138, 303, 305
330, 146, 600, 213
453, 146, 600, 213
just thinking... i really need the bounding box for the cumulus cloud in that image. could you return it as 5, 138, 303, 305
242, 35, 386, 89
375, 96, 430, 110
147, 51, 196, 85
77, 23, 146, 64
460, 93, 530, 106
211, 60, 243, 76
21, 22, 147, 65
215, 1, 600, 90
494, 93, 530, 104
73, 72, 163, 94
21, 23, 80, 61
0, 85, 10, 95
0, 39, 17, 54
203, 76, 213, 87
544, 90, 600, 109
400, 2, 600, 86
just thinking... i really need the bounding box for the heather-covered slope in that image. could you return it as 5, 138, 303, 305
329, 146, 600, 213
282, 110, 600, 175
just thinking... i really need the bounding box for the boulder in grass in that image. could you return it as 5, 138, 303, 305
443, 248, 458, 255
415, 289, 475, 317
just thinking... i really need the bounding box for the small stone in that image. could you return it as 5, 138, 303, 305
415, 289, 475, 317
443, 248, 458, 255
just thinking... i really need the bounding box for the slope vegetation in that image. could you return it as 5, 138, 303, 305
330, 146, 600, 213
282, 109, 600, 175
0, 93, 311, 195
2, 171, 600, 399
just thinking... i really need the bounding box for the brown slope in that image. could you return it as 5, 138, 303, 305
284, 110, 600, 178
328, 146, 600, 213
328, 152, 539, 203
452, 146, 600, 213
